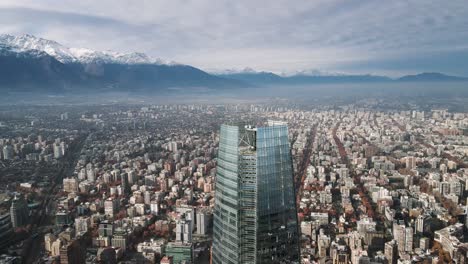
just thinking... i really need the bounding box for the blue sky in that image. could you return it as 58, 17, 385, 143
0, 0, 467, 77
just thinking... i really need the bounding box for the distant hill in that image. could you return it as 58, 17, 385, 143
284, 74, 392, 84
218, 71, 392, 86
397, 72, 468, 82
217, 72, 283, 85
219, 71, 468, 86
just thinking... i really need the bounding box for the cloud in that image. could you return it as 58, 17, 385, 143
0, 0, 467, 75
0, 7, 183, 57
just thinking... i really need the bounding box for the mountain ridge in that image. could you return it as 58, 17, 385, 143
396, 72, 468, 82
0, 34, 245, 92
0, 34, 173, 65
217, 71, 468, 86
0, 34, 467, 93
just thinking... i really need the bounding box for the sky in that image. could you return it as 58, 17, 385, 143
0, 0, 467, 77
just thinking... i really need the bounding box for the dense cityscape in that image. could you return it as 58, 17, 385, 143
1, 0, 468, 263
0, 102, 466, 264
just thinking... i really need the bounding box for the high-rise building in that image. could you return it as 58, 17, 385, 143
150, 200, 159, 215
63, 178, 78, 193
393, 224, 413, 254
87, 168, 96, 182
419, 237, 429, 250
2, 145, 14, 160
384, 240, 398, 264
98, 221, 114, 237
356, 217, 376, 235
10, 195, 28, 228
127, 170, 136, 185
175, 214, 193, 243
415, 215, 427, 234
51, 239, 63, 257
212, 122, 300, 264
331, 244, 349, 264
196, 207, 212, 235
53, 143, 63, 159
59, 239, 86, 264
61, 112, 69, 120
56, 210, 71, 226
404, 227, 413, 252
77, 168, 86, 181
405, 156, 416, 169
0, 213, 13, 248
176, 205, 195, 232
111, 228, 128, 251
75, 216, 90, 234
44, 233, 57, 252
104, 198, 118, 218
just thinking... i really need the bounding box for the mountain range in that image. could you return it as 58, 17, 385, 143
0, 34, 467, 93
217, 70, 468, 86
0, 34, 243, 92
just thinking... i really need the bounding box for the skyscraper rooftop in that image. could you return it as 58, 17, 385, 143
213, 122, 300, 264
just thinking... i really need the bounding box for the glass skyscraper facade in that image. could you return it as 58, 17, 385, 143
213, 121, 300, 264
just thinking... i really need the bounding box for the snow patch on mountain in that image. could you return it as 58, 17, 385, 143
283, 69, 348, 77
212, 67, 265, 75
0, 34, 168, 65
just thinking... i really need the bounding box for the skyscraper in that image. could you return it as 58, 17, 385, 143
212, 121, 300, 264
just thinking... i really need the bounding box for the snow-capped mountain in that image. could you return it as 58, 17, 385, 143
0, 34, 76, 62
0, 33, 244, 92
0, 34, 166, 65
2, 33, 463, 94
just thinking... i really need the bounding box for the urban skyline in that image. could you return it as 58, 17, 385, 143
0, 101, 467, 263
0, 1, 467, 264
